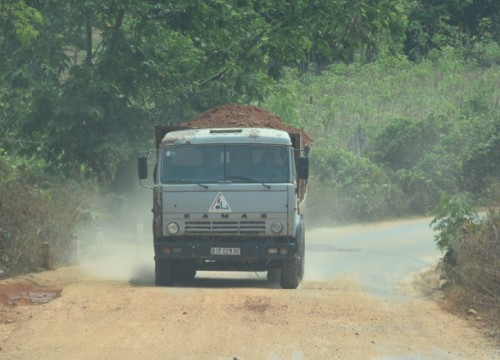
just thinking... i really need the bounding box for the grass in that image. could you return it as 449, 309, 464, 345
264, 55, 500, 147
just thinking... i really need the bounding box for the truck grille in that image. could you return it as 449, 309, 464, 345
185, 220, 266, 234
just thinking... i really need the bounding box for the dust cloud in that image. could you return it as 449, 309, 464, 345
77, 182, 156, 285
74, 168, 439, 298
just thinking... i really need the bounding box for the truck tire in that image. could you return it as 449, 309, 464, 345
280, 228, 305, 289
299, 225, 305, 282
267, 269, 281, 283
280, 258, 300, 289
155, 259, 174, 286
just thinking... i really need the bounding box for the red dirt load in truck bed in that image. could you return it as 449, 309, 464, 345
179, 104, 312, 146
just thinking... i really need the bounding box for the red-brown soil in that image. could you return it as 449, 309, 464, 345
0, 279, 61, 306
180, 104, 312, 146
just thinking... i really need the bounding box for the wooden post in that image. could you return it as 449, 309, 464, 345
72, 233, 80, 263
41, 242, 51, 269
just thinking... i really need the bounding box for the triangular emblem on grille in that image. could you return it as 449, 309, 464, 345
209, 192, 232, 213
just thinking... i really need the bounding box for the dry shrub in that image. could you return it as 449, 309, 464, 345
0, 180, 92, 277
443, 209, 500, 332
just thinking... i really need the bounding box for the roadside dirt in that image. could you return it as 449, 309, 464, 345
0, 265, 497, 359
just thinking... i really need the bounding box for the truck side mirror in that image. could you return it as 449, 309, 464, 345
138, 156, 148, 180
298, 157, 309, 180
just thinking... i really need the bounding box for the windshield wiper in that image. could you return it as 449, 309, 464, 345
166, 180, 209, 189
226, 176, 271, 189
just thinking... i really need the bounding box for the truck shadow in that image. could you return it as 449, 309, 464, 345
129, 270, 280, 289
178, 276, 280, 289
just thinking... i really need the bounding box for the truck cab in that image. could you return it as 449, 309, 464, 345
139, 127, 309, 289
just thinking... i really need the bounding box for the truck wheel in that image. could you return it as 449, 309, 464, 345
155, 259, 174, 286
299, 228, 305, 282
280, 258, 299, 289
267, 269, 281, 283
280, 230, 305, 289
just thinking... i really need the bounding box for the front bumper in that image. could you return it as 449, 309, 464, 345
154, 238, 297, 261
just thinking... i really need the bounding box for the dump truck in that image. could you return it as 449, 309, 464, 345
138, 104, 311, 289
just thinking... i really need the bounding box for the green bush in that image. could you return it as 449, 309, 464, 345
371, 116, 440, 170
430, 194, 478, 254
462, 120, 500, 197
306, 143, 406, 224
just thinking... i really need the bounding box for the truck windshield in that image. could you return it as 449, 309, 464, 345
161, 145, 289, 184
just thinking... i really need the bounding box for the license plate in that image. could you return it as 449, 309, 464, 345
210, 247, 241, 256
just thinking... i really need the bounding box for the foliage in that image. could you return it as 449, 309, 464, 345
0, 1, 43, 45
404, 0, 500, 61
264, 54, 500, 220
299, 0, 409, 67
430, 194, 479, 253
1, 1, 315, 181
439, 206, 500, 332
0, 0, 428, 182
0, 152, 94, 277
1, 0, 500, 185
372, 116, 441, 170
462, 118, 500, 196
306, 143, 406, 224
371, 114, 466, 213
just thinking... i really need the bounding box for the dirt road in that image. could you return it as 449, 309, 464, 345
0, 218, 498, 359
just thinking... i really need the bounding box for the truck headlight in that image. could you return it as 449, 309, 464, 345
270, 222, 283, 234
167, 222, 179, 234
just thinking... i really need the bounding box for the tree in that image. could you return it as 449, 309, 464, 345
0, 1, 42, 45
0, 1, 420, 182
2, 1, 327, 181
299, 0, 408, 67
404, 0, 500, 61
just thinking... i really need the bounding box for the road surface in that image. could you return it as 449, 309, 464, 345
0, 217, 498, 359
